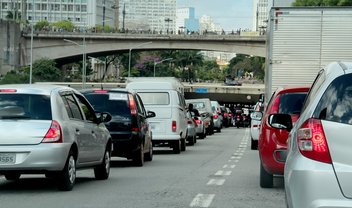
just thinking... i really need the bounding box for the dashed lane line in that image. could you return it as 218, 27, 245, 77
215, 170, 232, 176
207, 179, 226, 186
190, 194, 215, 208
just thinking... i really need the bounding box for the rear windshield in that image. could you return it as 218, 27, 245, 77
191, 102, 206, 111
0, 94, 52, 120
84, 93, 130, 117
279, 93, 307, 114
138, 92, 169, 105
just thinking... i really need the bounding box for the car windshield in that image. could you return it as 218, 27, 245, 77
84, 93, 131, 118
0, 94, 51, 120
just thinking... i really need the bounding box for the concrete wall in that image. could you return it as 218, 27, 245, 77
0, 20, 21, 75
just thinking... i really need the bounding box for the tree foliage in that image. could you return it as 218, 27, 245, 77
32, 58, 63, 82
52, 20, 75, 32
292, 0, 352, 6
35, 20, 50, 31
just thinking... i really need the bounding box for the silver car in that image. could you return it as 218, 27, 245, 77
0, 84, 112, 191
271, 62, 352, 207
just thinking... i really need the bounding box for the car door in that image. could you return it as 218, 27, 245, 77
60, 92, 92, 164
74, 93, 106, 162
177, 92, 187, 139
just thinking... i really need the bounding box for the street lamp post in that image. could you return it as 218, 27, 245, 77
128, 41, 152, 77
63, 38, 86, 89
29, 0, 34, 84
154, 58, 173, 77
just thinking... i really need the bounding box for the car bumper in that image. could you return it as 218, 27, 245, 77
285, 153, 351, 208
0, 143, 71, 172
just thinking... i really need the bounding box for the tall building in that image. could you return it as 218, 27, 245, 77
119, 0, 176, 32
199, 15, 222, 33
0, 0, 119, 28
176, 7, 199, 33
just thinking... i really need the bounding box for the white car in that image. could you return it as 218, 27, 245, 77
250, 101, 264, 150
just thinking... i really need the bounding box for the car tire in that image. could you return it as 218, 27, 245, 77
218, 128, 221, 133
57, 151, 76, 191
173, 140, 181, 154
194, 136, 197, 144
251, 138, 258, 150
188, 136, 195, 146
144, 141, 153, 162
4, 173, 20, 181
133, 144, 144, 167
181, 138, 186, 151
94, 147, 111, 180
260, 162, 273, 188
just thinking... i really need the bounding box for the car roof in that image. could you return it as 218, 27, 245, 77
81, 88, 132, 94
0, 84, 76, 95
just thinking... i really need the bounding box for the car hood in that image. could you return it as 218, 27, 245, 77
0, 120, 52, 145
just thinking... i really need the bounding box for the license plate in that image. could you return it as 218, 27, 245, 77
0, 153, 16, 164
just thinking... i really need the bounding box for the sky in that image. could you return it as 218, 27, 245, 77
177, 0, 254, 31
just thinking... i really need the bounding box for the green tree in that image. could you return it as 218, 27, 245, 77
0, 67, 29, 84
292, 0, 352, 6
51, 20, 75, 32
34, 20, 50, 31
32, 58, 63, 82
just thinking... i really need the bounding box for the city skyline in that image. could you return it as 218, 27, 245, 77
177, 0, 254, 31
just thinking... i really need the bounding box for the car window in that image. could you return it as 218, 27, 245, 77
301, 69, 325, 113
74, 94, 96, 123
61, 94, 83, 120
313, 74, 352, 125
138, 92, 169, 105
84, 93, 131, 118
279, 92, 307, 115
135, 94, 146, 116
0, 94, 51, 120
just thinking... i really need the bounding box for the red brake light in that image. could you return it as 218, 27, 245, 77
196, 119, 202, 125
128, 94, 137, 115
229, 113, 232, 117
224, 113, 228, 117
0, 89, 17, 93
172, 120, 177, 132
213, 114, 219, 119
93, 90, 108, 93
42, 120, 62, 143
297, 118, 332, 164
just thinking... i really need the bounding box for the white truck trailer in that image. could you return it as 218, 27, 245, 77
265, 7, 352, 101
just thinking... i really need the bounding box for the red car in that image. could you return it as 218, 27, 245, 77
257, 86, 310, 188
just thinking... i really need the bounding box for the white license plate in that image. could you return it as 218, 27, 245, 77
0, 153, 16, 164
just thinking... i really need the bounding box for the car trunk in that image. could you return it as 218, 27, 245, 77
323, 121, 352, 198
145, 106, 172, 134
0, 120, 51, 145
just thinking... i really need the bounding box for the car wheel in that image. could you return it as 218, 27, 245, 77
133, 143, 144, 167
144, 141, 153, 162
4, 173, 20, 181
173, 140, 181, 154
94, 147, 111, 180
57, 151, 76, 191
181, 138, 186, 151
260, 162, 273, 188
188, 136, 195, 146
194, 135, 197, 144
251, 138, 258, 150
218, 128, 221, 133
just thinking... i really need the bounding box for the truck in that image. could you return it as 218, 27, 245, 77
265, 7, 352, 101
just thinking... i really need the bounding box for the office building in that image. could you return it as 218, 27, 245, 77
176, 7, 199, 33
119, 0, 176, 32
0, 0, 119, 28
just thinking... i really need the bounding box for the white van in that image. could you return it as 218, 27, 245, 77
126, 77, 188, 154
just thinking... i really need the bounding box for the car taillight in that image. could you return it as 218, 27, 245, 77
297, 118, 332, 164
172, 120, 177, 132
42, 120, 62, 143
213, 114, 218, 119
196, 120, 202, 125
0, 89, 17, 93
128, 94, 137, 115
131, 127, 140, 132
224, 113, 228, 117
229, 113, 232, 117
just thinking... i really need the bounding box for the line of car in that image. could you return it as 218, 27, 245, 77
250, 61, 352, 208
0, 78, 238, 191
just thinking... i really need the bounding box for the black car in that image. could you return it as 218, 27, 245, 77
82, 89, 155, 166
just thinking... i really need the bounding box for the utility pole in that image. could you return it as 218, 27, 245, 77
122, 3, 126, 32
102, 0, 106, 27
165, 18, 172, 33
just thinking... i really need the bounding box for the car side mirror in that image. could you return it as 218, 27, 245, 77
97, 112, 112, 123
268, 114, 292, 131
147, 111, 156, 118
250, 111, 263, 121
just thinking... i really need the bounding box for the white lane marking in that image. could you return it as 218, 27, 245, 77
231, 156, 241, 159
190, 194, 215, 207
207, 179, 226, 186
215, 170, 232, 176
233, 153, 243, 156
234, 160, 239, 163
228, 160, 232, 162
223, 164, 236, 168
